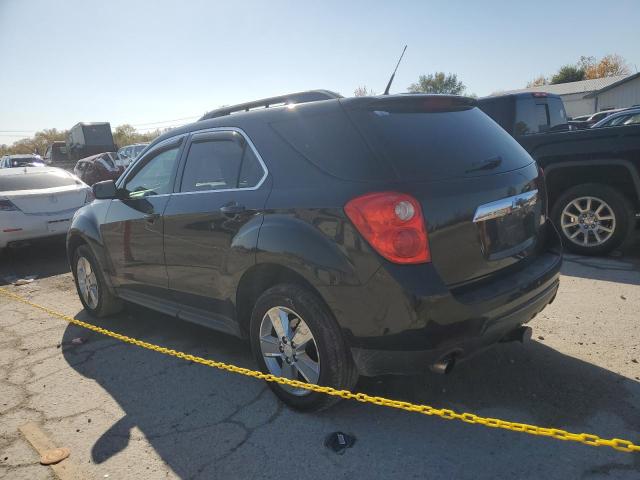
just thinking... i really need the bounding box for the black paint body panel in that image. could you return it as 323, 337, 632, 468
68, 94, 563, 376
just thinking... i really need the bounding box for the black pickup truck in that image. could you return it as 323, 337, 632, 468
478, 92, 640, 255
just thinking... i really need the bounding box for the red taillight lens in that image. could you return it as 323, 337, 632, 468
344, 191, 430, 264
0, 199, 20, 211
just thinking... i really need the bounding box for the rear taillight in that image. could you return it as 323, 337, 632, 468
0, 199, 19, 211
344, 192, 430, 264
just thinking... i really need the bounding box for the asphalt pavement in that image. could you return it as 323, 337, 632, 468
1, 238, 639, 479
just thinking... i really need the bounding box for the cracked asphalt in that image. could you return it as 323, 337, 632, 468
1, 239, 639, 479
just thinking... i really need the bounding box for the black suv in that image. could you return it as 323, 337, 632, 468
68, 91, 562, 410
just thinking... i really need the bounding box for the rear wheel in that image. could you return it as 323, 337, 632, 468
551, 183, 632, 256
72, 245, 123, 317
249, 284, 358, 411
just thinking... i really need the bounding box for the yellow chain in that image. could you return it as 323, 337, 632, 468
1, 286, 638, 454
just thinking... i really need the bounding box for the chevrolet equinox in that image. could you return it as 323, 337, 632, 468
68, 91, 562, 411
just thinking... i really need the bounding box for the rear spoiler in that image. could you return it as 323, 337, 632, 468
342, 94, 477, 112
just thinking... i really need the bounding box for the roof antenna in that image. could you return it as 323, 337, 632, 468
383, 45, 407, 95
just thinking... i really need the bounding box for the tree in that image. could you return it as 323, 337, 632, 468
527, 75, 548, 88
408, 72, 466, 95
550, 65, 586, 84
353, 85, 377, 97
584, 54, 630, 79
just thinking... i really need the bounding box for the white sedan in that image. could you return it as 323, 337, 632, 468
0, 167, 92, 249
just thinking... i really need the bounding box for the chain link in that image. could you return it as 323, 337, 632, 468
1, 286, 638, 454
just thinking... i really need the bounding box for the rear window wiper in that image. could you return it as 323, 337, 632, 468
465, 156, 502, 174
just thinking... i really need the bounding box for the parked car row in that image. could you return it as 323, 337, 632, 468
568, 105, 640, 129
4, 88, 637, 412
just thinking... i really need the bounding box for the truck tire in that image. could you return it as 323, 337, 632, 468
249, 283, 358, 411
551, 183, 633, 256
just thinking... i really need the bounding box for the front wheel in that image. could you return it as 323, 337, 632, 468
249, 284, 358, 411
72, 245, 123, 317
551, 183, 633, 256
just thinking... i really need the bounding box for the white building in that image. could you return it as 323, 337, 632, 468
495, 73, 640, 118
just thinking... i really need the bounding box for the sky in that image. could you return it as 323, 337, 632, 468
1, 0, 639, 144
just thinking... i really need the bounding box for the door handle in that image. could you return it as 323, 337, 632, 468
220, 203, 246, 215
144, 213, 160, 224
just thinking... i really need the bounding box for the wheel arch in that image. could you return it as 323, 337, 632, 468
544, 160, 640, 212
235, 263, 336, 338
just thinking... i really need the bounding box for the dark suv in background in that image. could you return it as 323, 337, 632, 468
67, 91, 562, 410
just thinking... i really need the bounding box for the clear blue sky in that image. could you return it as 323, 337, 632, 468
1, 0, 639, 144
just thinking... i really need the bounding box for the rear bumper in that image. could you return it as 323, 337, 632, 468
320, 221, 563, 376
350, 276, 559, 376
0, 209, 78, 248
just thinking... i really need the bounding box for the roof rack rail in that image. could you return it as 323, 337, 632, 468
199, 90, 342, 121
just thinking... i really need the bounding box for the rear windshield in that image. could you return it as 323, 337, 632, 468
348, 106, 533, 181
0, 171, 79, 192
82, 125, 113, 145
10, 157, 41, 167
515, 97, 567, 135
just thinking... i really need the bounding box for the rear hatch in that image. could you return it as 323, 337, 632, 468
343, 95, 546, 287
0, 169, 87, 214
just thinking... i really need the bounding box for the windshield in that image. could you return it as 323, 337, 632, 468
10, 157, 42, 167
0, 170, 79, 192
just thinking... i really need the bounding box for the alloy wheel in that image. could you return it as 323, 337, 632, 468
258, 306, 320, 396
76, 256, 99, 309
560, 196, 616, 248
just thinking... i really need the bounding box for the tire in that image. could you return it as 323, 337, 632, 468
551, 183, 633, 256
72, 244, 123, 317
249, 283, 358, 411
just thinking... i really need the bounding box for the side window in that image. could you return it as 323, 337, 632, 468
125, 146, 180, 198
180, 133, 264, 192
623, 113, 640, 125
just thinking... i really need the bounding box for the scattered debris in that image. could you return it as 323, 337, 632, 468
632, 359, 638, 364
13, 275, 38, 287
71, 337, 86, 345
324, 431, 356, 455
620, 295, 627, 300
40, 447, 70, 466
538, 336, 545, 341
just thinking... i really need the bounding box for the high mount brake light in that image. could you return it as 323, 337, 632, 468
344, 192, 430, 264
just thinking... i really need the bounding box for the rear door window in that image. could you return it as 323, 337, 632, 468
180, 132, 265, 192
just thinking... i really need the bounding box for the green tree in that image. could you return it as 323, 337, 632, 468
408, 72, 466, 95
550, 65, 586, 84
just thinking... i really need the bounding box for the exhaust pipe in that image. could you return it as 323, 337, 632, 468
500, 326, 533, 344
430, 356, 456, 375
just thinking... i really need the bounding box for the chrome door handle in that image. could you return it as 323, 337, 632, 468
220, 203, 245, 215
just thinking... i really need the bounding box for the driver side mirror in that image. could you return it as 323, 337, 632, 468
93, 180, 124, 200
